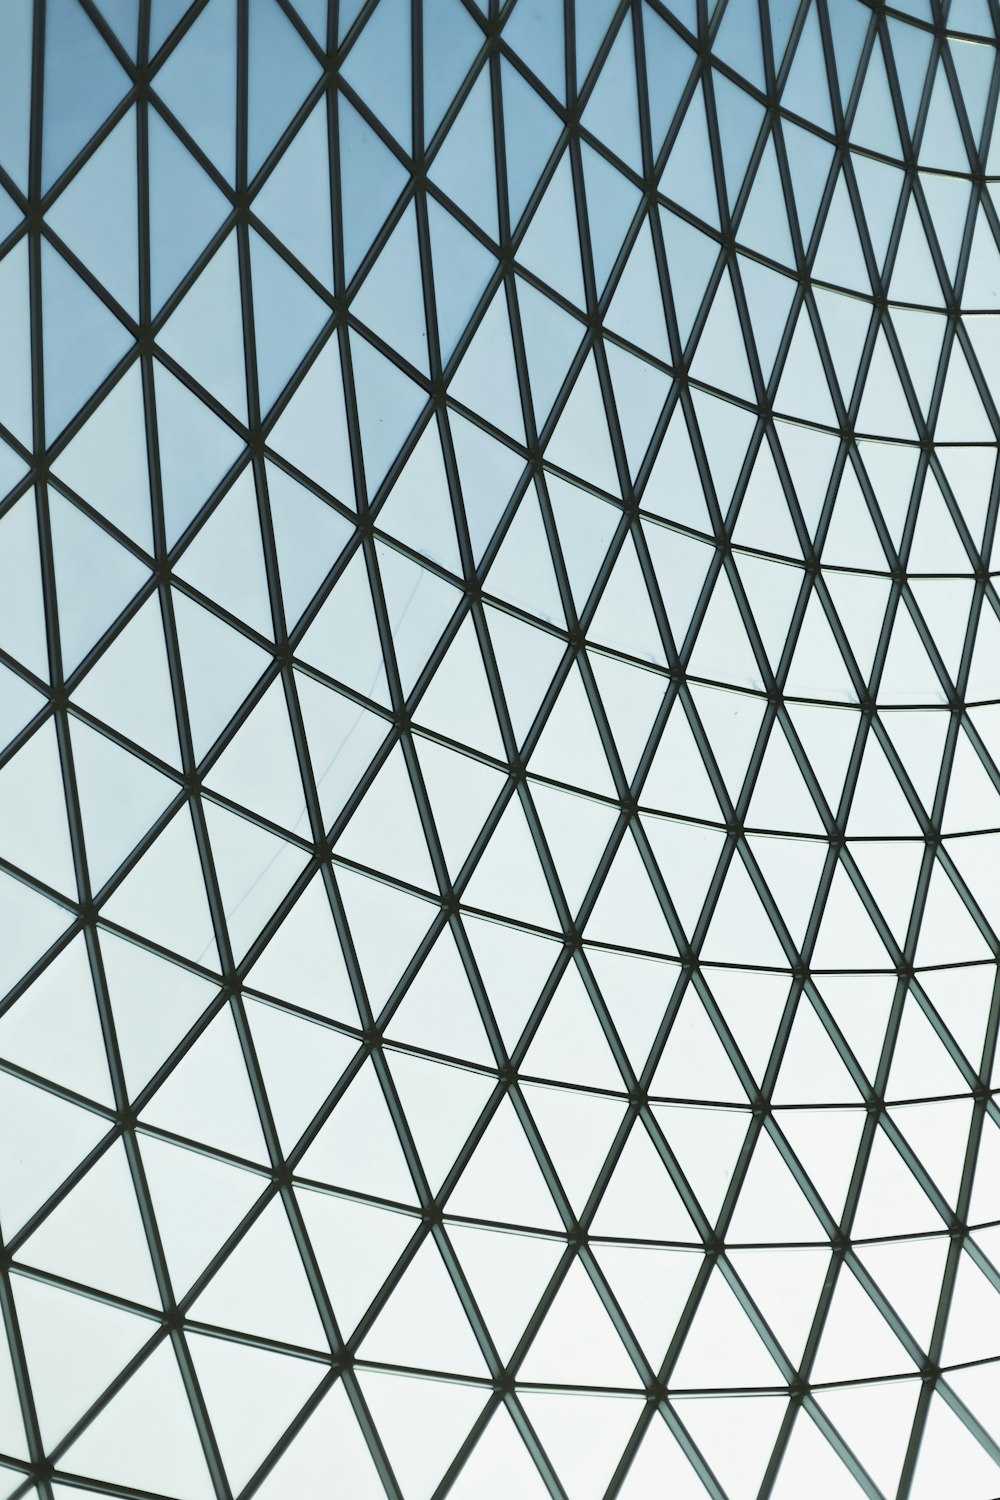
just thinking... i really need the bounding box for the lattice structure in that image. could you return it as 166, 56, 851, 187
3, 0, 1000, 1496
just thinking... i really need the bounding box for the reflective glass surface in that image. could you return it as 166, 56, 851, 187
3, 0, 1000, 1496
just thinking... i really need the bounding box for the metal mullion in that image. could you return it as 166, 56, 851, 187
927, 27, 984, 178
894, 871, 999, 1049
395, 728, 456, 908
41, 1324, 179, 1470
728, 254, 791, 416
256, 440, 355, 536
732, 545, 801, 695
50, 570, 165, 706
360, 893, 457, 1035
432, 1220, 507, 1377
36, 213, 141, 337
501, 1081, 593, 1240
954, 179, 998, 313
641, 1101, 733, 1246
336, 0, 381, 56
0, 1292, 51, 1500
628, 520, 687, 669
847, 448, 914, 584
842, 153, 908, 302
737, 834, 820, 972
414, 12, 492, 165
648, 56, 708, 205
336, 1368, 406, 1500
867, 707, 942, 834
455, 1394, 567, 1500
716, 1249, 802, 1383
429, 1393, 511, 1500
328, 74, 415, 208
364, 1043, 437, 1209
32, 90, 143, 222
874, 14, 927, 174
644, 813, 739, 962
570, 946, 649, 1099
908, 971, 992, 1091
816, 840, 905, 975
455, 907, 565, 1074
574, 1, 636, 120
502, 940, 596, 1085
954, 708, 1000, 823
906, 173, 965, 313
178, 1315, 331, 1365
782, 267, 857, 431
445, 913, 515, 1069
583, 806, 690, 961
758, 117, 809, 289
517, 780, 588, 937
769, 705, 840, 838
689, 972, 776, 1110
796, 138, 857, 290
0, 1251, 59, 1497
640, 190, 696, 374
493, 30, 566, 127
924, 1373, 1000, 1474
259, 1043, 374, 1193
564, 511, 636, 651
576, 1240, 659, 1386
144, 0, 213, 70
633, 1397, 730, 1500
874, 1108, 964, 1229
528, 1095, 644, 1257
925, 439, 995, 575
0, 681, 61, 774
498, 154, 602, 806
0, 424, 32, 485
783, 1395, 886, 1500
680, 382, 749, 543
453, 425, 531, 582
756, 0, 789, 102
881, 315, 947, 466
142, 96, 236, 208
235, 1369, 350, 1500
905, 1242, 995, 1488
144, 326, 249, 438
896, 1181, 999, 1489
814, 0, 859, 146
652, 1251, 722, 1411
2, 1118, 127, 1271
803, 981, 888, 1102
10, 10, 148, 1489
0, 770, 223, 983
961, 37, 1000, 178
345, 1061, 550, 1428
265, 0, 326, 63
577, 645, 661, 813
952, 315, 1000, 442
42, 470, 156, 575
242, 208, 336, 313
652, 684, 738, 833
473, 591, 549, 769
501, 1237, 613, 1387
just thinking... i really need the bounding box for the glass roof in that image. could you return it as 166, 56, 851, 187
2, 0, 1000, 1496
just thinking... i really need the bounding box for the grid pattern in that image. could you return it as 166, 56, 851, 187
3, 0, 1000, 1496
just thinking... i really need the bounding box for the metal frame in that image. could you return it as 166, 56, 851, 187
2, 0, 1000, 1496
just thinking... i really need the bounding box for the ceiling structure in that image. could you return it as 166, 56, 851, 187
2, 0, 1000, 1496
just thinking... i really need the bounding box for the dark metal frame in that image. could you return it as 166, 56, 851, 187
1, 0, 1000, 1496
